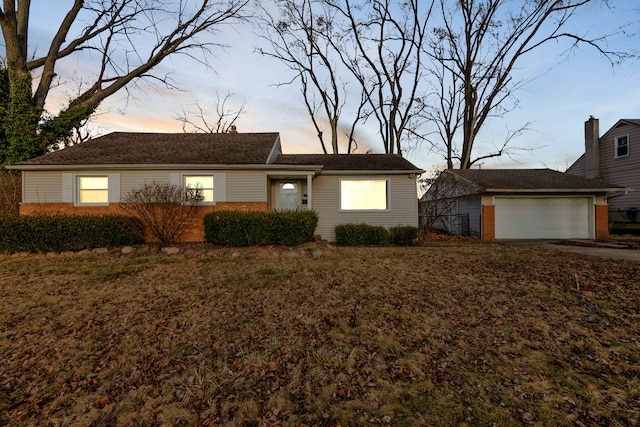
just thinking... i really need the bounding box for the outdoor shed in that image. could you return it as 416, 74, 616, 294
420, 169, 625, 240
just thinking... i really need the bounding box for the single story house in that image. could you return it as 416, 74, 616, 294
8, 132, 424, 242
420, 168, 625, 240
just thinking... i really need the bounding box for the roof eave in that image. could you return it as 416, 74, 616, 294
321, 169, 425, 175
8, 163, 323, 173
484, 188, 625, 193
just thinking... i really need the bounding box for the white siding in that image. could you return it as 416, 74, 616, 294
23, 171, 63, 203
313, 174, 419, 242
598, 122, 640, 216
226, 171, 267, 202
23, 169, 268, 205
120, 170, 173, 195
457, 194, 482, 238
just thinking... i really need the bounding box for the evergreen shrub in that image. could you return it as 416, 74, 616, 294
0, 214, 143, 253
203, 210, 318, 246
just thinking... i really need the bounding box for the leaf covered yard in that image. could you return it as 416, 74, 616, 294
0, 243, 638, 426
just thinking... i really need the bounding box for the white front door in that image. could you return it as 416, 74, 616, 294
277, 181, 300, 211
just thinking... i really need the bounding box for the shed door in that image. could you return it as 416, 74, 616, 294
494, 197, 591, 239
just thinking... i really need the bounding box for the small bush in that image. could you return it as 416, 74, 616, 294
335, 224, 419, 246
335, 223, 389, 246
389, 226, 419, 245
119, 181, 203, 244
203, 210, 318, 246
0, 214, 143, 253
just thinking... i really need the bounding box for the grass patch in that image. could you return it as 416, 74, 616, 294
0, 244, 638, 425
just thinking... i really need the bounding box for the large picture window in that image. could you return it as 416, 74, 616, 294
340, 179, 388, 210
184, 175, 214, 203
77, 176, 108, 204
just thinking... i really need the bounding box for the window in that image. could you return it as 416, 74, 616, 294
77, 176, 108, 204
340, 179, 388, 210
184, 175, 214, 203
615, 135, 629, 158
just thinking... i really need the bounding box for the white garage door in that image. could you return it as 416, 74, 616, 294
494, 197, 591, 239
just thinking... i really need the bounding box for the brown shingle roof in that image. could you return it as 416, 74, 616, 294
14, 132, 280, 166
275, 154, 422, 171
449, 169, 622, 190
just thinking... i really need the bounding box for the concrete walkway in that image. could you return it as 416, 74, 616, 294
496, 239, 640, 262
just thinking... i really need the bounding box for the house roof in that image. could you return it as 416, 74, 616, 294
447, 168, 623, 192
621, 119, 640, 126
11, 132, 424, 173
275, 154, 423, 172
12, 132, 281, 166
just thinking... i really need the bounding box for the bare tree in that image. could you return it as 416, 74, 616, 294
0, 169, 20, 214
418, 169, 479, 235
257, 0, 362, 154
176, 91, 247, 133
428, 0, 628, 169
326, 0, 433, 155
119, 182, 203, 244
0, 0, 249, 164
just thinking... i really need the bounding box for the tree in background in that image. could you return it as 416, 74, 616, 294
327, 0, 433, 156
258, 0, 431, 155
176, 91, 247, 134
0, 0, 249, 165
258, 0, 361, 154
427, 0, 628, 169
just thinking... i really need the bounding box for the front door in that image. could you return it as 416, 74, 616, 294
277, 181, 300, 211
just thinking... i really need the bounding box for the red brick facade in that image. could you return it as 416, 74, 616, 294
482, 205, 495, 240
594, 204, 609, 240
19, 202, 268, 243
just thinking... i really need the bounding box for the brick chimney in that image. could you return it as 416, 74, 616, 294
584, 116, 600, 179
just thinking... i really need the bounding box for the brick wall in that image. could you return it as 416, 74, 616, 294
19, 201, 268, 243
482, 205, 495, 240
594, 204, 609, 240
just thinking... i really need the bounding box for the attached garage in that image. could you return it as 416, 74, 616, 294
494, 197, 591, 239
420, 169, 626, 241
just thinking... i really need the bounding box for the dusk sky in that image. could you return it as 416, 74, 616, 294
26, 1, 640, 175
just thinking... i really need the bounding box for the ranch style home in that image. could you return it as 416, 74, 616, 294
8, 132, 424, 242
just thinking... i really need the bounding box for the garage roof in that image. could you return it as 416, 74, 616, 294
448, 168, 624, 192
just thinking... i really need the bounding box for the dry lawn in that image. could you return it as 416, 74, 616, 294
0, 241, 639, 426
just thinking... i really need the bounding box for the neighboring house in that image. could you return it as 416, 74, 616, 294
566, 116, 639, 222
420, 169, 624, 240
8, 132, 423, 242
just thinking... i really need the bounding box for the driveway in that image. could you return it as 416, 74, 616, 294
496, 239, 640, 262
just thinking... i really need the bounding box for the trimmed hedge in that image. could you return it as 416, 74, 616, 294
0, 214, 143, 253
389, 225, 419, 246
203, 210, 319, 246
335, 223, 418, 246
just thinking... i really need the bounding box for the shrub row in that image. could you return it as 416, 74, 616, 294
204, 210, 319, 246
335, 223, 418, 246
0, 214, 143, 253
610, 224, 640, 236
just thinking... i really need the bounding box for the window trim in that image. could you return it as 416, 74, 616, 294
339, 178, 390, 212
614, 134, 629, 158
75, 175, 110, 206
182, 174, 215, 205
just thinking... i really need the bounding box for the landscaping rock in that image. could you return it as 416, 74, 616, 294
121, 246, 135, 254
161, 247, 180, 255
